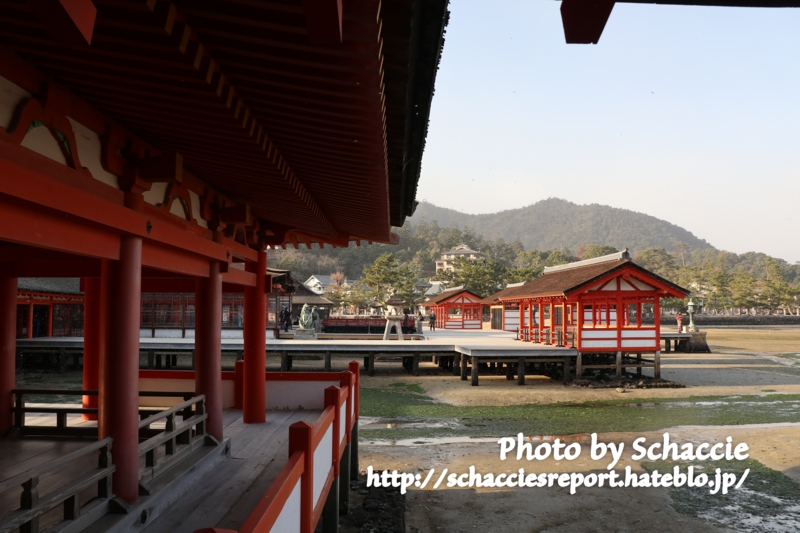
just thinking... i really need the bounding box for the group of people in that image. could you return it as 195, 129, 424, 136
401, 311, 437, 332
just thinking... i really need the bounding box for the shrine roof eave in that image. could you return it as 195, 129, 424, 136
0, 0, 449, 247
426, 288, 483, 306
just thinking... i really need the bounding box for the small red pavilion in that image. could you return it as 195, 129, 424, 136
426, 286, 483, 330
492, 251, 688, 353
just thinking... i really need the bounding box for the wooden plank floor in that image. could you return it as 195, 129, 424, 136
141, 408, 322, 533
0, 438, 98, 530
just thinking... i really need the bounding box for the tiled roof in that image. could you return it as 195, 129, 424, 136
494, 260, 688, 300
427, 287, 481, 305
18, 278, 82, 295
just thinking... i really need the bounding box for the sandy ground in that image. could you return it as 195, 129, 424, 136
355, 328, 800, 533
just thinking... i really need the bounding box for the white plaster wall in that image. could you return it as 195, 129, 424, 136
621, 340, 657, 348
189, 190, 208, 229
143, 182, 168, 206
20, 126, 67, 165
265, 381, 339, 410
581, 330, 617, 339
622, 329, 655, 338
339, 402, 347, 444
581, 340, 617, 349
313, 427, 332, 505
138, 377, 235, 408
270, 481, 302, 533
0, 76, 31, 129
67, 118, 118, 188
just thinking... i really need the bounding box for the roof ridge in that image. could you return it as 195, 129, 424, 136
543, 249, 630, 274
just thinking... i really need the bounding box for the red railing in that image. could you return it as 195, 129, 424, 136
194, 361, 359, 533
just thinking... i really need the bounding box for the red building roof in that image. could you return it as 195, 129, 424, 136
499, 258, 688, 300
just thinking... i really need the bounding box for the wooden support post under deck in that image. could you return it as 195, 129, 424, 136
322, 465, 339, 533
339, 441, 350, 515
324, 351, 332, 372
350, 422, 359, 479
0, 264, 17, 436
452, 355, 460, 376
412, 353, 419, 376
368, 353, 375, 376
636, 353, 642, 377
615, 351, 622, 378
654, 350, 661, 378
146, 349, 154, 369
280, 351, 289, 371
506, 362, 514, 380
460, 353, 468, 381
576, 352, 582, 378
471, 356, 479, 386
517, 356, 526, 386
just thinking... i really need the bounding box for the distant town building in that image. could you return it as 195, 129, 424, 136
435, 244, 484, 273
303, 274, 352, 295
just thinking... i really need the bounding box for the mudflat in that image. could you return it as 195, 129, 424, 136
355, 327, 800, 533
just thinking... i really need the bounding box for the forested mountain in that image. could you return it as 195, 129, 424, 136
268, 198, 799, 312
408, 198, 711, 253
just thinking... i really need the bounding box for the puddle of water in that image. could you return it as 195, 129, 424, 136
360, 418, 461, 430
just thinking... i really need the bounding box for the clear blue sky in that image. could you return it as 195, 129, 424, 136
418, 1, 800, 263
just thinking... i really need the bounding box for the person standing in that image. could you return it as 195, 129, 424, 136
417, 311, 424, 334
429, 311, 436, 332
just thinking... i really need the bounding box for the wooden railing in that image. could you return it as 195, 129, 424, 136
138, 394, 212, 493
516, 327, 576, 348
11, 389, 195, 438
0, 438, 114, 533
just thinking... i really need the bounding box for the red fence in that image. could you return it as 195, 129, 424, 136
195, 361, 359, 533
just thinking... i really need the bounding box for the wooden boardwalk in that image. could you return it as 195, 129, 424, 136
140, 408, 321, 533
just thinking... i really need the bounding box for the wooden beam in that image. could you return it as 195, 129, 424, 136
138, 152, 183, 183
302, 0, 344, 44
561, 0, 615, 44
26, 0, 97, 47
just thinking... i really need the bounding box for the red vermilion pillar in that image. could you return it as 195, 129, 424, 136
100, 236, 142, 503
0, 264, 18, 436
195, 261, 223, 440
26, 301, 33, 338
243, 250, 267, 423
82, 276, 104, 421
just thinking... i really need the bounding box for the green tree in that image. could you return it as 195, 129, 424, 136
706, 265, 732, 314
635, 248, 677, 279
342, 282, 372, 314
578, 243, 618, 260
439, 256, 507, 298
544, 249, 574, 267
360, 253, 418, 308
506, 265, 542, 284
730, 271, 757, 314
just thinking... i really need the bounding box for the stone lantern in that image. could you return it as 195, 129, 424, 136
382, 292, 405, 341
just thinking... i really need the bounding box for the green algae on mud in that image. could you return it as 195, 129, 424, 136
359, 387, 800, 440
642, 458, 800, 533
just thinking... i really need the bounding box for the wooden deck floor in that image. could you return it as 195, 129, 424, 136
2, 408, 320, 533
141, 408, 321, 533
0, 437, 99, 530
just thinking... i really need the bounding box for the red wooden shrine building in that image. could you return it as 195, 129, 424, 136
0, 1, 447, 531
490, 251, 688, 353
426, 286, 483, 330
